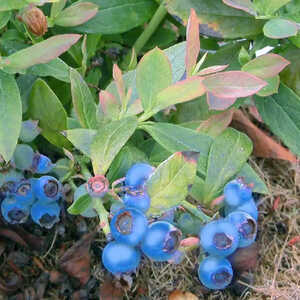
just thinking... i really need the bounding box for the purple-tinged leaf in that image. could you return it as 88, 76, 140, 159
54, 2, 98, 27
185, 8, 200, 76
202, 71, 267, 98
113, 64, 125, 102
197, 64, 228, 76
242, 54, 290, 79
98, 90, 120, 121
222, 0, 256, 15
2, 34, 81, 72
206, 92, 237, 110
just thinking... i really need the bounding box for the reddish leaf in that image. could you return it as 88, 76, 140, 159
288, 235, 300, 246
185, 8, 200, 76
248, 105, 263, 122
99, 90, 120, 120
180, 237, 199, 247
197, 64, 228, 76
59, 231, 96, 285
169, 290, 199, 300
242, 54, 290, 79
202, 71, 267, 98
112, 64, 125, 102
206, 92, 236, 110
222, 0, 256, 15
232, 110, 297, 162
99, 277, 125, 300
272, 196, 281, 211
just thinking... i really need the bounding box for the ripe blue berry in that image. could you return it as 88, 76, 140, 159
14, 180, 35, 206
1, 196, 30, 224
30, 201, 60, 228
110, 207, 147, 246
198, 256, 233, 290
226, 211, 257, 248
102, 241, 141, 274
224, 179, 252, 208
32, 176, 62, 203
31, 153, 54, 174
141, 221, 182, 261
225, 198, 258, 221
199, 219, 239, 257
125, 163, 154, 189
123, 191, 150, 213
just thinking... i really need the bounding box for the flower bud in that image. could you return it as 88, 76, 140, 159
19, 6, 48, 36
86, 175, 109, 197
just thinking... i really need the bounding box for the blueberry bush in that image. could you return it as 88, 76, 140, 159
0, 0, 299, 298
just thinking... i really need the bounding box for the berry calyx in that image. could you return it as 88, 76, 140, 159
86, 175, 109, 197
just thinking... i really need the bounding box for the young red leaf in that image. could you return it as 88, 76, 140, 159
2, 34, 81, 71
206, 92, 237, 110
54, 2, 98, 27
232, 110, 297, 162
98, 90, 120, 120
185, 8, 200, 76
197, 64, 228, 76
202, 71, 267, 98
222, 0, 256, 15
112, 64, 125, 103
242, 54, 290, 79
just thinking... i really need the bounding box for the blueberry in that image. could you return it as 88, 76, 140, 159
123, 191, 150, 213
110, 207, 147, 246
14, 179, 35, 206
224, 179, 252, 208
198, 256, 233, 290
199, 219, 239, 257
125, 163, 154, 189
32, 176, 62, 203
1, 174, 23, 196
1, 196, 30, 224
225, 198, 258, 221
141, 221, 182, 261
30, 201, 60, 229
226, 211, 257, 248
102, 241, 141, 274
31, 153, 54, 174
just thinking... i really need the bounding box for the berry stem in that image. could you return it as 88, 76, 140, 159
182, 200, 212, 223
93, 198, 110, 236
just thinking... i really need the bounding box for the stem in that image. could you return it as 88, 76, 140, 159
93, 198, 110, 236
182, 200, 212, 223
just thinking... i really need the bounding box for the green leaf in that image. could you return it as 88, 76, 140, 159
68, 194, 92, 215
256, 75, 280, 97
91, 116, 138, 174
70, 68, 97, 129
54, 2, 98, 27
51, 0, 67, 19
237, 163, 269, 194
255, 83, 300, 156
73, 0, 156, 34
65, 128, 96, 156
203, 128, 253, 204
166, 0, 264, 39
28, 79, 70, 148
27, 58, 70, 83
263, 18, 298, 39
0, 0, 27, 11
1, 34, 81, 73
136, 48, 172, 112
0, 11, 11, 29
241, 54, 290, 79
254, 0, 291, 15
0, 71, 22, 162
147, 151, 198, 215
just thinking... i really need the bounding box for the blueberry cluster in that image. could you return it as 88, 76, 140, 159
0, 153, 62, 229
198, 179, 258, 290
102, 163, 183, 274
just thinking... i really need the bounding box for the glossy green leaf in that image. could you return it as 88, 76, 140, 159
0, 0, 27, 11
54, 2, 98, 27
242, 54, 290, 79
0, 11, 11, 29
1, 34, 81, 73
68, 194, 92, 215
263, 18, 298, 39
73, 0, 156, 34
203, 128, 253, 204
256, 75, 280, 97
0, 71, 22, 162
51, 0, 67, 18
70, 68, 97, 129
65, 129, 96, 156
27, 58, 70, 83
28, 79, 70, 148
136, 48, 172, 112
255, 84, 300, 156
91, 116, 138, 174
147, 151, 198, 215
166, 0, 264, 39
